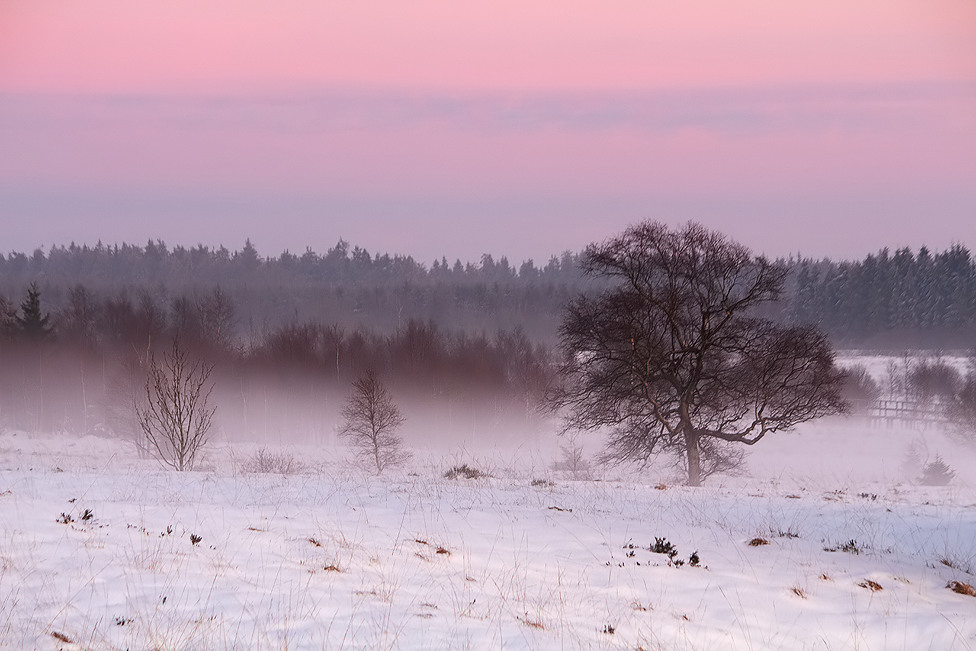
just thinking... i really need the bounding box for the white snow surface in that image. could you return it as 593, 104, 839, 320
1, 424, 975, 650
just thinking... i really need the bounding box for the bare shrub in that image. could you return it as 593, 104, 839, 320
939, 554, 974, 575
908, 358, 962, 403
839, 364, 881, 414
136, 338, 216, 471
444, 463, 486, 480
241, 447, 306, 475
553, 433, 591, 479
824, 539, 862, 554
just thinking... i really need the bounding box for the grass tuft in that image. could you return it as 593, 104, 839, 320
947, 581, 976, 597
444, 463, 487, 480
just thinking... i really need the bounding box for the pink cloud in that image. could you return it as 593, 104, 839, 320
3, 86, 972, 200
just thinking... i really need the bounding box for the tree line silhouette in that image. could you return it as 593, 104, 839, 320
1, 237, 974, 440
790, 245, 976, 347
0, 239, 585, 342
0, 273, 551, 441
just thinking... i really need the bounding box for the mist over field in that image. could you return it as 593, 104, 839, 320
1, 238, 976, 447
2, 234, 976, 649
3, 1, 976, 648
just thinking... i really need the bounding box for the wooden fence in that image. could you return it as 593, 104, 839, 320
850, 399, 951, 429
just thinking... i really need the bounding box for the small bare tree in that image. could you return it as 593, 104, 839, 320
340, 370, 409, 474
197, 287, 237, 351
137, 338, 216, 471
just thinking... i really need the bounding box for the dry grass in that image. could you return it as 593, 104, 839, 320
240, 447, 307, 475
517, 614, 546, 630
444, 463, 487, 480
947, 581, 976, 597
50, 631, 72, 643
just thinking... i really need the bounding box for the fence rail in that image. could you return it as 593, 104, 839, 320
850, 399, 951, 429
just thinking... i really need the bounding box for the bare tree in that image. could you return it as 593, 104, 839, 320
197, 287, 236, 351
340, 370, 409, 474
551, 221, 847, 486
947, 356, 976, 440
137, 338, 216, 471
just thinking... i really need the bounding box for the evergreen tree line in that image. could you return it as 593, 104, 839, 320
0, 239, 585, 342
3, 238, 976, 348
790, 245, 976, 347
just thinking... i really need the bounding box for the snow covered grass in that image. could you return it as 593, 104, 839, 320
1, 428, 975, 650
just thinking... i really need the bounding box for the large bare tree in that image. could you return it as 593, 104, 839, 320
552, 221, 846, 485
137, 338, 216, 471
340, 370, 409, 474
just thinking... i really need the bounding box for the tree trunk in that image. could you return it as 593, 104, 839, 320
683, 428, 702, 487
373, 427, 382, 474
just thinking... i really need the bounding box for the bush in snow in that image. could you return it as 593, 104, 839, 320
919, 456, 956, 486
241, 447, 306, 475
444, 463, 487, 480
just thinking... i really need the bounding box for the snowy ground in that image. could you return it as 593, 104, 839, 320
1, 423, 975, 650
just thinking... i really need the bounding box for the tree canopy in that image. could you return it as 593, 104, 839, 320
553, 221, 847, 485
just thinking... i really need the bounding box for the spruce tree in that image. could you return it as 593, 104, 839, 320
0, 295, 17, 339
15, 283, 52, 342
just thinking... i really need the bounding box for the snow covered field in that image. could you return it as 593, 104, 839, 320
1, 424, 975, 650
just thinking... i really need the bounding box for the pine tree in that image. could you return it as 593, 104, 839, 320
0, 294, 17, 339
15, 283, 52, 342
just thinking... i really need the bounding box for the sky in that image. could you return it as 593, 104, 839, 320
1, 1, 975, 264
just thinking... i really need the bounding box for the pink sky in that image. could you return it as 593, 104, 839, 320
1, 1, 975, 262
